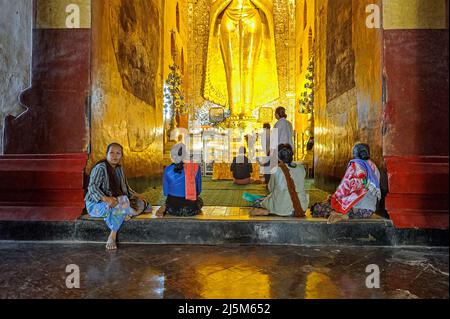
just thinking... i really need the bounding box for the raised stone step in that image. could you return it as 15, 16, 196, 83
0, 154, 88, 221
0, 208, 447, 246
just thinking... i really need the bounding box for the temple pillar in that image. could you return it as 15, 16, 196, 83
0, 0, 91, 221
383, 0, 449, 228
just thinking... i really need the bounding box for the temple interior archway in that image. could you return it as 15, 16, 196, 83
85, 0, 387, 216
0, 0, 447, 228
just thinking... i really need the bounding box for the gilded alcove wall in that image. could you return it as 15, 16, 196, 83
88, 0, 165, 179
314, 0, 384, 191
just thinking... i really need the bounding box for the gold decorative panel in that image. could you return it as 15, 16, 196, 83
36, 0, 91, 29
314, 0, 383, 191
88, 0, 164, 178
383, 0, 447, 30
209, 107, 225, 123
258, 107, 274, 123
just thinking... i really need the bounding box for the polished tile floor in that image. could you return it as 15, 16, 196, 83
0, 242, 447, 299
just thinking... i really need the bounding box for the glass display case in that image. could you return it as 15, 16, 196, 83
189, 126, 266, 178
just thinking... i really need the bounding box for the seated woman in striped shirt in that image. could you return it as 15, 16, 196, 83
85, 143, 151, 250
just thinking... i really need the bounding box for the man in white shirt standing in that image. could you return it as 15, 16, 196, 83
274, 106, 294, 151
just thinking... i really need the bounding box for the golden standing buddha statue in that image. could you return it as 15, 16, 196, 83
204, 0, 279, 118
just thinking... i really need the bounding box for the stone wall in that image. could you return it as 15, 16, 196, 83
314, 0, 383, 192
0, 0, 32, 153
88, 0, 164, 178
3, 0, 91, 154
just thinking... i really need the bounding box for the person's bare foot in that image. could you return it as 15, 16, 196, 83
327, 212, 349, 224
106, 231, 117, 250
156, 205, 166, 217
249, 207, 269, 216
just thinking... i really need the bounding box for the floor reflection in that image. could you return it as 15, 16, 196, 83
83, 251, 167, 298
0, 243, 447, 299
138, 270, 165, 298
305, 272, 340, 299
197, 264, 271, 299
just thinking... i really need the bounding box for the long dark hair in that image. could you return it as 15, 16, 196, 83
94, 143, 125, 197
278, 144, 296, 168
174, 146, 184, 174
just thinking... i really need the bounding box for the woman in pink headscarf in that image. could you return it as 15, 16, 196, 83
311, 143, 381, 224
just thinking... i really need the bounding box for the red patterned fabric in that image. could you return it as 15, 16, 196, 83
184, 162, 199, 201
331, 162, 368, 214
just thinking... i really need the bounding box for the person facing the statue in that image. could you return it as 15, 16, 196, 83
274, 106, 294, 150
204, 0, 279, 118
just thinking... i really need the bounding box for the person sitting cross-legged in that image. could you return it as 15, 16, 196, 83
156, 143, 203, 217
311, 143, 381, 224
244, 144, 309, 217
230, 146, 255, 185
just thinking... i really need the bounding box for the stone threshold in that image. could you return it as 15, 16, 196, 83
0, 206, 447, 246
80, 205, 390, 222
